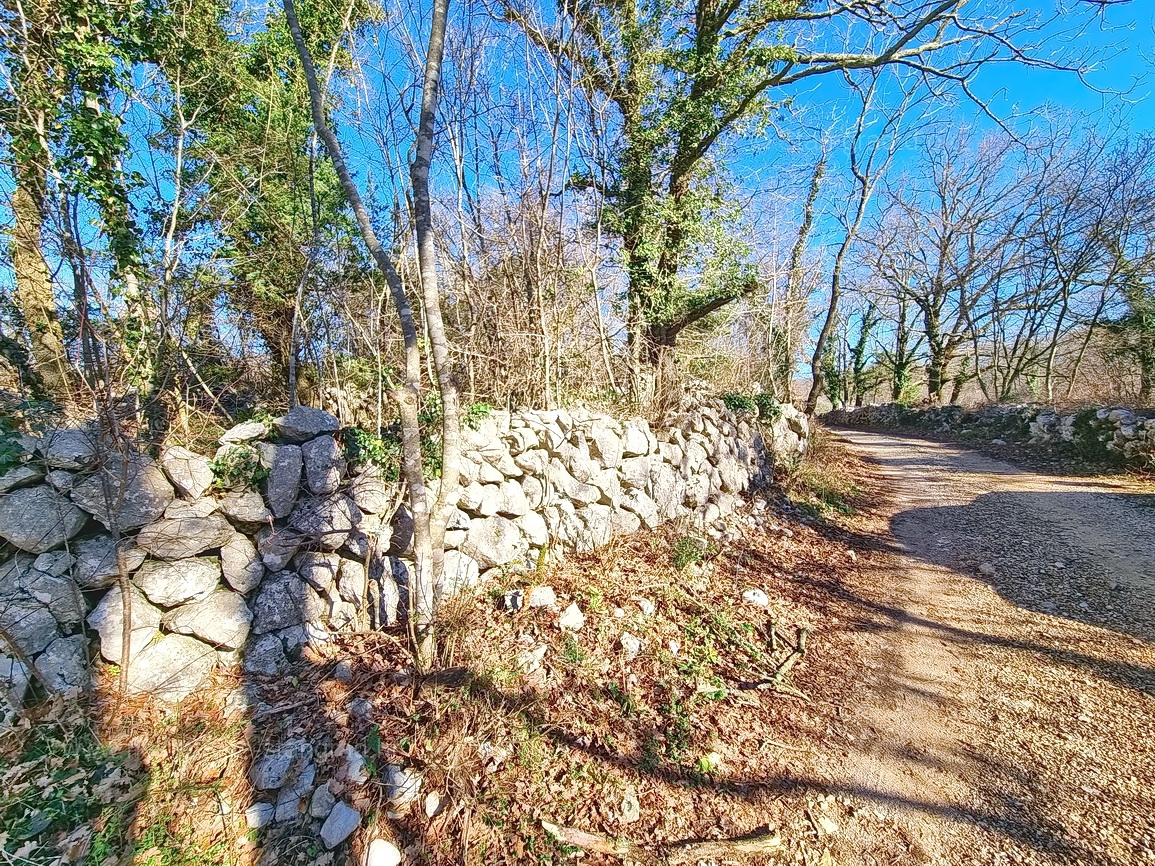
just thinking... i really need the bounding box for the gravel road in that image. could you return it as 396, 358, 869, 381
816, 429, 1155, 865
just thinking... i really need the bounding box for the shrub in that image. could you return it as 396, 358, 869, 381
753, 393, 782, 421
672, 534, 711, 570
209, 444, 269, 490
720, 393, 756, 413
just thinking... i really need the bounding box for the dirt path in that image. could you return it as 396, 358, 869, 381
809, 429, 1155, 865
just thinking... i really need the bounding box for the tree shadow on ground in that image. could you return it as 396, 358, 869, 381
889, 490, 1155, 644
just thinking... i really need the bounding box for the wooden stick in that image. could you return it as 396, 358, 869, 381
541, 821, 783, 862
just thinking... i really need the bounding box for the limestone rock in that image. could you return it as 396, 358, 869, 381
163, 498, 218, 519
349, 471, 395, 515
515, 510, 548, 546
256, 525, 303, 570
219, 420, 268, 444
1, 650, 30, 729
134, 556, 219, 607
0, 486, 87, 553
587, 424, 624, 469
302, 435, 344, 495
73, 535, 146, 591
250, 738, 313, 790
160, 446, 214, 499
166, 589, 252, 649
526, 585, 556, 608
289, 494, 361, 551
88, 583, 163, 664
458, 482, 500, 517
388, 505, 415, 558
274, 406, 339, 443
337, 558, 367, 605
383, 765, 423, 807
136, 515, 234, 559
742, 588, 770, 607
45, 469, 75, 491
70, 453, 174, 531
558, 602, 585, 631
0, 596, 58, 655
547, 459, 600, 505
618, 456, 651, 490
294, 551, 340, 594
219, 532, 265, 594
364, 839, 403, 866
21, 564, 84, 626
250, 570, 319, 634
245, 803, 274, 830
461, 515, 525, 570
437, 550, 480, 597
621, 491, 660, 530
495, 479, 529, 517
219, 490, 273, 525
617, 632, 643, 663
33, 635, 88, 692
622, 424, 650, 457
521, 475, 546, 510
0, 464, 44, 493
243, 633, 287, 676
262, 443, 303, 518
310, 783, 337, 819
124, 633, 217, 700
320, 801, 360, 849
42, 427, 97, 469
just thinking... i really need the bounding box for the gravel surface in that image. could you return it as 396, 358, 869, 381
817, 429, 1155, 865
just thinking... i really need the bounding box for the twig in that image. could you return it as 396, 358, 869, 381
541, 821, 783, 862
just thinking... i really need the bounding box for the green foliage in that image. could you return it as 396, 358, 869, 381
671, 534, 711, 570
135, 821, 228, 866
720, 393, 756, 413
342, 426, 402, 480
209, 443, 268, 490
463, 402, 493, 429
0, 422, 24, 473
754, 392, 782, 421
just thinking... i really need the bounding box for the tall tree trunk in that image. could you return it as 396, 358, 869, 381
283, 0, 435, 669
409, 0, 459, 671
11, 163, 71, 402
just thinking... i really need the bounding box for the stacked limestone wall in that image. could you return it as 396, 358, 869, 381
823, 402, 1155, 464
0, 399, 808, 714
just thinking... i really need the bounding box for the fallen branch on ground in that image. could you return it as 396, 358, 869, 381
541, 821, 783, 862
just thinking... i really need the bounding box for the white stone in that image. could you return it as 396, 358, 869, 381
220, 420, 268, 444
245, 803, 274, 829
558, 602, 585, 631
526, 585, 556, 608
275, 407, 340, 444
88, 583, 163, 664
742, 588, 770, 606
363, 839, 403, 866
383, 765, 422, 807
220, 532, 265, 594
250, 738, 313, 790
619, 632, 642, 661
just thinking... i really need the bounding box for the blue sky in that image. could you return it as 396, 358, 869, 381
971, 1, 1154, 131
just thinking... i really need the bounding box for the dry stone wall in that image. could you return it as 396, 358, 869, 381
823, 402, 1155, 465
0, 399, 808, 715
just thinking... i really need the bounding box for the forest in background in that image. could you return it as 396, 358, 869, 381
1, 0, 1153, 449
